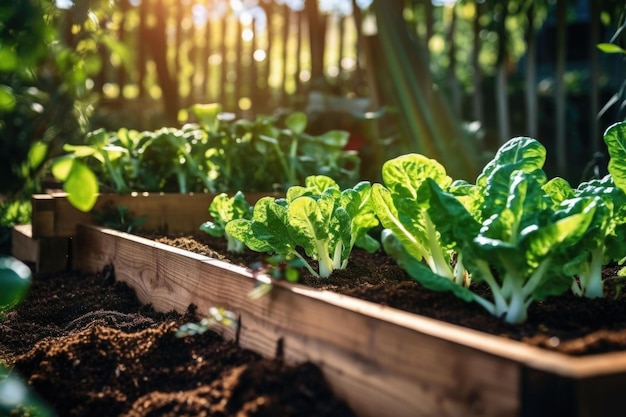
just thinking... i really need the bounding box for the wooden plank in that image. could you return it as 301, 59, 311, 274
31, 192, 281, 238
11, 224, 69, 275
11, 224, 38, 264
31, 194, 55, 239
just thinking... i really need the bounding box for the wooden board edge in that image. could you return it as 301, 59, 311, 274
31, 191, 283, 238
11, 224, 38, 264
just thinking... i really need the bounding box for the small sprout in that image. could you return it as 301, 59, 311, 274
247, 254, 306, 299
175, 307, 238, 338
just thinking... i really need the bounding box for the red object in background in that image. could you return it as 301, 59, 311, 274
345, 132, 365, 151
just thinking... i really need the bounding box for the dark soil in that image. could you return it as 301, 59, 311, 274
0, 268, 356, 417
150, 232, 626, 356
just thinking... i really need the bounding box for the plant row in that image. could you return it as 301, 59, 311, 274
204, 121, 626, 324
51, 104, 361, 211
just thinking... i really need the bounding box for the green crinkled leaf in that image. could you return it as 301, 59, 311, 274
476, 137, 546, 187
422, 179, 480, 248
542, 177, 574, 207
604, 122, 626, 192
225, 219, 272, 252
371, 183, 427, 262
288, 196, 330, 257
381, 153, 451, 200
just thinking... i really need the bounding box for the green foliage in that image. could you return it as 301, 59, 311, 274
226, 175, 379, 278
0, 199, 31, 256
370, 154, 467, 284
200, 191, 253, 253
604, 122, 626, 191
56, 107, 361, 208
377, 136, 611, 324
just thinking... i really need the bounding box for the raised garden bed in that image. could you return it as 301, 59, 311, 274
12, 191, 626, 417
0, 266, 355, 417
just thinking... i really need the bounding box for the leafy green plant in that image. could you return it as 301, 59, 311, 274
555, 174, 626, 298
51, 106, 362, 214
200, 191, 252, 253
204, 107, 360, 192
370, 154, 469, 286
379, 137, 601, 324
226, 175, 379, 278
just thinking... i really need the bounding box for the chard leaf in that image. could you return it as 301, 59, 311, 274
287, 195, 334, 258
421, 179, 480, 247
225, 219, 271, 252
476, 137, 546, 188
371, 183, 428, 262
305, 175, 340, 194
603, 122, 626, 192
341, 182, 380, 253
480, 169, 549, 241
542, 177, 574, 207
381, 153, 451, 200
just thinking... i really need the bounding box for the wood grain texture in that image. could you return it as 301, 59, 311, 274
11, 224, 69, 274
73, 224, 626, 417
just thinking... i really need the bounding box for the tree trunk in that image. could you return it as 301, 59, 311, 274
149, 0, 179, 125
305, 0, 327, 85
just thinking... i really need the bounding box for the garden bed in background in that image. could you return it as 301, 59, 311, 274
0, 268, 355, 417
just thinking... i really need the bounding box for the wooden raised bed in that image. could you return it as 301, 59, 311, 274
13, 192, 276, 274
13, 193, 626, 417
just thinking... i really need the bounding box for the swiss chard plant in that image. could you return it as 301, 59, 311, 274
379, 137, 600, 324
225, 175, 379, 278
200, 191, 252, 253
370, 154, 469, 286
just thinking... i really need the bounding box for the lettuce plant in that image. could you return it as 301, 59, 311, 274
225, 176, 379, 278
200, 191, 252, 253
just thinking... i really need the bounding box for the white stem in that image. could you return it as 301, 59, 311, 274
424, 211, 453, 280
583, 246, 605, 298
